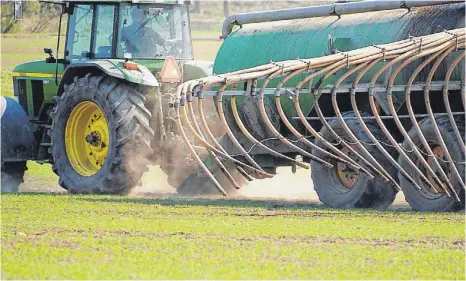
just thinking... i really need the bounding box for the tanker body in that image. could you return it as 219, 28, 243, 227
176, 1, 465, 212
215, 2, 464, 124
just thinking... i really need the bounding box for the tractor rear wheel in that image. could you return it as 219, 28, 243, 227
49, 74, 154, 194
311, 112, 398, 209
399, 116, 465, 212
1, 161, 26, 192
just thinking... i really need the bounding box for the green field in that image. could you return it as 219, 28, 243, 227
2, 194, 465, 279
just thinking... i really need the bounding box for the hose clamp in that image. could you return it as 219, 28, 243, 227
297, 57, 312, 70
342, 52, 350, 68
214, 74, 227, 83
270, 60, 285, 74
372, 44, 386, 61
445, 30, 460, 51
285, 89, 295, 100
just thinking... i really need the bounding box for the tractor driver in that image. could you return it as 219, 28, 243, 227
120, 8, 169, 57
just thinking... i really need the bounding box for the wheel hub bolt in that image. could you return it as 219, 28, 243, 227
85, 131, 102, 147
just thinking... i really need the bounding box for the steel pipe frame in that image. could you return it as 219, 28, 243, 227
311, 62, 400, 186
273, 68, 362, 169
386, 49, 451, 195
404, 50, 463, 201
256, 72, 334, 168
185, 91, 242, 190
443, 53, 466, 154
364, 41, 463, 193
174, 85, 227, 195
346, 33, 465, 194
173, 29, 465, 195
329, 63, 400, 187
194, 87, 255, 182
424, 46, 465, 189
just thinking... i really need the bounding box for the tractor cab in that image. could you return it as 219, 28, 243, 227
65, 1, 193, 62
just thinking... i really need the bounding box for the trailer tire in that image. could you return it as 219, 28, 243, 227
311, 112, 398, 209
1, 161, 26, 192
49, 74, 154, 195
399, 116, 465, 212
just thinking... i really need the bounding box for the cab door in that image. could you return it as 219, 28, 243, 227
65, 4, 116, 62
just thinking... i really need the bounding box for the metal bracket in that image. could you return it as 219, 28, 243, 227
372, 44, 387, 61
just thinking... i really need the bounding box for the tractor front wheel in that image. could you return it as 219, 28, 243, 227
49, 74, 154, 194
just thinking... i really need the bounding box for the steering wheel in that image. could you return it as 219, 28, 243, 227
108, 34, 113, 45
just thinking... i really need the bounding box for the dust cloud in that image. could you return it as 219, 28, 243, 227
130, 163, 408, 209
129, 164, 317, 199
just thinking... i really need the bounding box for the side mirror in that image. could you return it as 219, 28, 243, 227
44, 48, 53, 56
44, 48, 55, 63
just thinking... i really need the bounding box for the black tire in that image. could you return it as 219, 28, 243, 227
399, 116, 465, 212
49, 74, 154, 194
1, 161, 26, 192
311, 112, 398, 209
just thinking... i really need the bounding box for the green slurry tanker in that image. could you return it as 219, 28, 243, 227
176, 0, 465, 212
1, 0, 465, 212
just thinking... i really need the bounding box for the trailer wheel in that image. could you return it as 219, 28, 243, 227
1, 161, 26, 192
399, 116, 465, 212
311, 112, 398, 209
49, 74, 154, 194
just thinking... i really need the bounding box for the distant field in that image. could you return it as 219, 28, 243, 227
2, 193, 465, 279
1, 33, 222, 97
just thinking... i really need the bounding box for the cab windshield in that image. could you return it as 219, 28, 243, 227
64, 3, 193, 62
117, 4, 193, 59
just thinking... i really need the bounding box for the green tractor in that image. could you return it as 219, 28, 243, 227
1, 0, 224, 194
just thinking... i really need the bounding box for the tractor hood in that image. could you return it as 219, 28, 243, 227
12, 59, 159, 87
12, 58, 213, 89
12, 60, 65, 78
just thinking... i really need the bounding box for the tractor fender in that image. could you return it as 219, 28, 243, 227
57, 60, 158, 96
0, 96, 35, 162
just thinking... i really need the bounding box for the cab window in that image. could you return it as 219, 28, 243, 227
93, 5, 116, 58
117, 4, 193, 59
66, 4, 94, 61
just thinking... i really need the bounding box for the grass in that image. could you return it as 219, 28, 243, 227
2, 193, 465, 279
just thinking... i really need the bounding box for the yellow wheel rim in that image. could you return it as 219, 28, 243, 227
336, 145, 359, 189
65, 101, 109, 176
